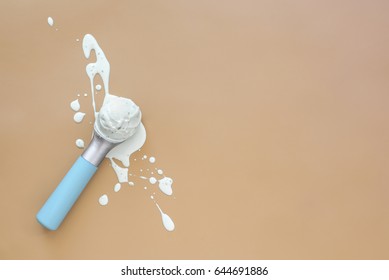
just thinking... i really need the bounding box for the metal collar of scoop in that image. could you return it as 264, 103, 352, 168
81, 131, 118, 167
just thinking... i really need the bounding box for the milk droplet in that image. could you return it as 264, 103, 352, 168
156, 203, 175, 231
75, 139, 84, 148
95, 84, 102, 91
158, 177, 173, 196
47, 17, 54, 27
70, 99, 80, 111
78, 35, 164, 227
149, 177, 157, 185
157, 169, 163, 175
76, 38, 80, 42
162, 213, 175, 231
149, 157, 156, 163
73, 112, 86, 123
144, 187, 147, 190
114, 183, 121, 192
140, 176, 147, 180
99, 194, 108, 206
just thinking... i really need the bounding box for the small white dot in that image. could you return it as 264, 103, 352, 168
149, 157, 156, 163
114, 183, 121, 192
47, 17, 54, 27
149, 177, 157, 184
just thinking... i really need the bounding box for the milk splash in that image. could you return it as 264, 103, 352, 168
75, 139, 84, 148
70, 99, 80, 111
74, 34, 174, 231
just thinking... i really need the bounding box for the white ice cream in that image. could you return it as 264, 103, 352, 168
95, 94, 141, 143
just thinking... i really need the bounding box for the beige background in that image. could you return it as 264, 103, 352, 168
1, 0, 389, 259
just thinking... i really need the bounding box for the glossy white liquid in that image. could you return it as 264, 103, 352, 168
73, 112, 85, 123
109, 158, 128, 183
114, 183, 121, 192
155, 203, 175, 232
99, 194, 108, 206
70, 99, 80, 111
47, 17, 54, 27
75, 139, 84, 148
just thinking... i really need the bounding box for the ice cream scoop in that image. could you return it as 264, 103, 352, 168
36, 94, 141, 230
95, 94, 141, 143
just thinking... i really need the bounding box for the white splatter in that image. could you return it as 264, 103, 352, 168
114, 183, 121, 192
73, 112, 86, 123
99, 194, 108, 206
75, 139, 84, 148
70, 99, 80, 111
158, 177, 173, 196
47, 17, 54, 27
155, 203, 175, 231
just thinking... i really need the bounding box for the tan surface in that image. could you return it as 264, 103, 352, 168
1, 0, 389, 259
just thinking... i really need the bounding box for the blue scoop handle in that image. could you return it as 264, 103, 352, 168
36, 156, 97, 230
